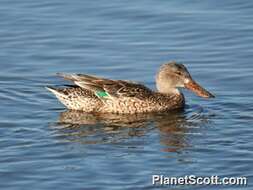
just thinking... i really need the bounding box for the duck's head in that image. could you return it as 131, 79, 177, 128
156, 61, 214, 98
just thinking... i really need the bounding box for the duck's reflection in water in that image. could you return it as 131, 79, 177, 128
51, 107, 211, 153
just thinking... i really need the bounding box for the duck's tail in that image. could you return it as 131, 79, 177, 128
45, 86, 65, 97
45, 86, 102, 112
45, 86, 73, 108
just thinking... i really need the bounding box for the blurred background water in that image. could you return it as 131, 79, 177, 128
0, 0, 253, 189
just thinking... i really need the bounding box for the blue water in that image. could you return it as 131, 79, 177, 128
0, 0, 253, 189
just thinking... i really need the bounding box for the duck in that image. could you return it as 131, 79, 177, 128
46, 61, 214, 114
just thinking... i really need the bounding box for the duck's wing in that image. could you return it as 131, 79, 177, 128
57, 73, 153, 99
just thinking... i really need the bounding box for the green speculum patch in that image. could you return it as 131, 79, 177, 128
95, 91, 109, 98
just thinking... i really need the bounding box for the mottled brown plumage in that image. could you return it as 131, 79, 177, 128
46, 61, 214, 113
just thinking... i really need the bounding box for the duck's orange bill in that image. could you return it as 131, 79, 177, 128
185, 80, 215, 98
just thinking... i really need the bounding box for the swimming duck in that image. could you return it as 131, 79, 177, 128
46, 61, 214, 114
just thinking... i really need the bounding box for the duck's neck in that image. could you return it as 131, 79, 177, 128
156, 83, 181, 95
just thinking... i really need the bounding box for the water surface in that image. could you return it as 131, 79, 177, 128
0, 0, 253, 189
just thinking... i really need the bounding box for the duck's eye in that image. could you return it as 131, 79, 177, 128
175, 71, 181, 75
